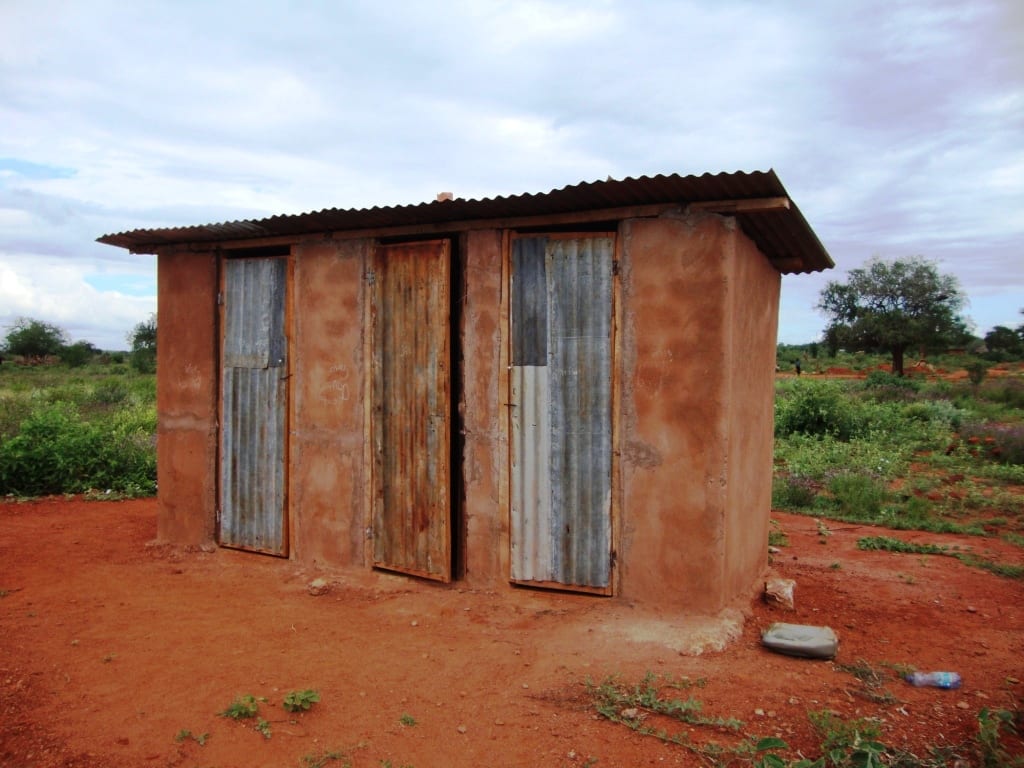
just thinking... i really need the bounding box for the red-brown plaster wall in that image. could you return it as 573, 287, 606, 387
723, 230, 780, 602
289, 239, 370, 567
617, 214, 779, 612
155, 250, 219, 545
618, 215, 732, 611
460, 230, 506, 584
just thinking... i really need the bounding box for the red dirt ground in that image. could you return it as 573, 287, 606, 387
1, 498, 1022, 768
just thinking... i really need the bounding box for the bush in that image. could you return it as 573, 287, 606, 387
130, 348, 156, 374
0, 402, 156, 496
899, 399, 961, 430
965, 361, 989, 385
60, 341, 96, 368
776, 381, 863, 440
772, 474, 818, 509
90, 379, 131, 407
828, 473, 888, 518
960, 421, 1024, 466
862, 370, 921, 403
980, 378, 1024, 410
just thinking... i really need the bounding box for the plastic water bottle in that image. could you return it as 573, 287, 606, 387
905, 671, 962, 689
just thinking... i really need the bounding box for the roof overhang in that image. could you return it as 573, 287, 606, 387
98, 170, 833, 274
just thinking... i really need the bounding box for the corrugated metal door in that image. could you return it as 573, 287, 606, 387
510, 235, 614, 590
219, 256, 289, 556
371, 240, 452, 581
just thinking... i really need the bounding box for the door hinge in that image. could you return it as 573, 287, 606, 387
365, 270, 376, 285
217, 291, 223, 306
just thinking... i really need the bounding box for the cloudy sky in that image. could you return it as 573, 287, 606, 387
1, 0, 1021, 350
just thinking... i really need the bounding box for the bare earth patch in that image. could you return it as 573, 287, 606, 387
1, 498, 1021, 767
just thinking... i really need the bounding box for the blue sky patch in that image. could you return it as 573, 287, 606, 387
84, 273, 156, 297
0, 157, 76, 181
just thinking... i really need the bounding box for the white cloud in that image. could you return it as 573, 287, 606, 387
0, 0, 1021, 348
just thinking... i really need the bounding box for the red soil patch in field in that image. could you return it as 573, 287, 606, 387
1, 498, 1022, 767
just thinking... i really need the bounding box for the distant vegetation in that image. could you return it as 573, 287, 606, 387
817, 256, 970, 376
0, 317, 157, 497
773, 350, 1024, 559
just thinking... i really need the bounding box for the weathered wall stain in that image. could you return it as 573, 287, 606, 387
624, 440, 662, 469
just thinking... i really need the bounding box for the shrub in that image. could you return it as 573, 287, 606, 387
0, 402, 156, 495
89, 379, 132, 407
965, 361, 989, 385
960, 421, 1024, 466
863, 370, 921, 402
828, 473, 888, 519
899, 399, 961, 430
776, 381, 863, 441
772, 474, 818, 509
980, 378, 1024, 410
60, 341, 96, 368
0, 395, 32, 441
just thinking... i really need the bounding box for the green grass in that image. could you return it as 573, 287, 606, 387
773, 365, 1024, 542
586, 669, 1024, 767
0, 362, 156, 496
857, 536, 1024, 579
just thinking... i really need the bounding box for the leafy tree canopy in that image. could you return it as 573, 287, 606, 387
2, 317, 69, 359
984, 325, 1023, 357
817, 257, 967, 376
60, 340, 99, 368
128, 314, 157, 373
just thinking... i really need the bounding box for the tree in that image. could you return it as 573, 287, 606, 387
60, 340, 99, 368
984, 325, 1023, 358
2, 317, 69, 360
817, 257, 966, 376
128, 314, 157, 373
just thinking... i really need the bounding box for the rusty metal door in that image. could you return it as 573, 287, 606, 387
371, 240, 452, 581
510, 235, 614, 591
219, 256, 289, 556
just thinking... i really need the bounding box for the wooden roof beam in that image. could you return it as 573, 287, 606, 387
687, 196, 790, 214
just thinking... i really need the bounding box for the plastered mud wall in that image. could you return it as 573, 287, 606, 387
617, 213, 779, 612
289, 239, 369, 567
723, 232, 781, 604
155, 250, 218, 545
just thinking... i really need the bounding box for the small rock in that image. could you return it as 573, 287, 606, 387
966, 606, 977, 613
411, 620, 418, 627
307, 578, 330, 596
768, 546, 781, 555
957, 701, 970, 710
457, 725, 467, 734
621, 708, 639, 719
754, 708, 765, 717
765, 578, 796, 610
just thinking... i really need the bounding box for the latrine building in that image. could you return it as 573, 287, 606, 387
99, 171, 832, 612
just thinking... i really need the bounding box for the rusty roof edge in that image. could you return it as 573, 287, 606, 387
96, 169, 833, 272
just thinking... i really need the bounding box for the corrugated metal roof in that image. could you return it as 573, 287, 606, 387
97, 169, 833, 273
